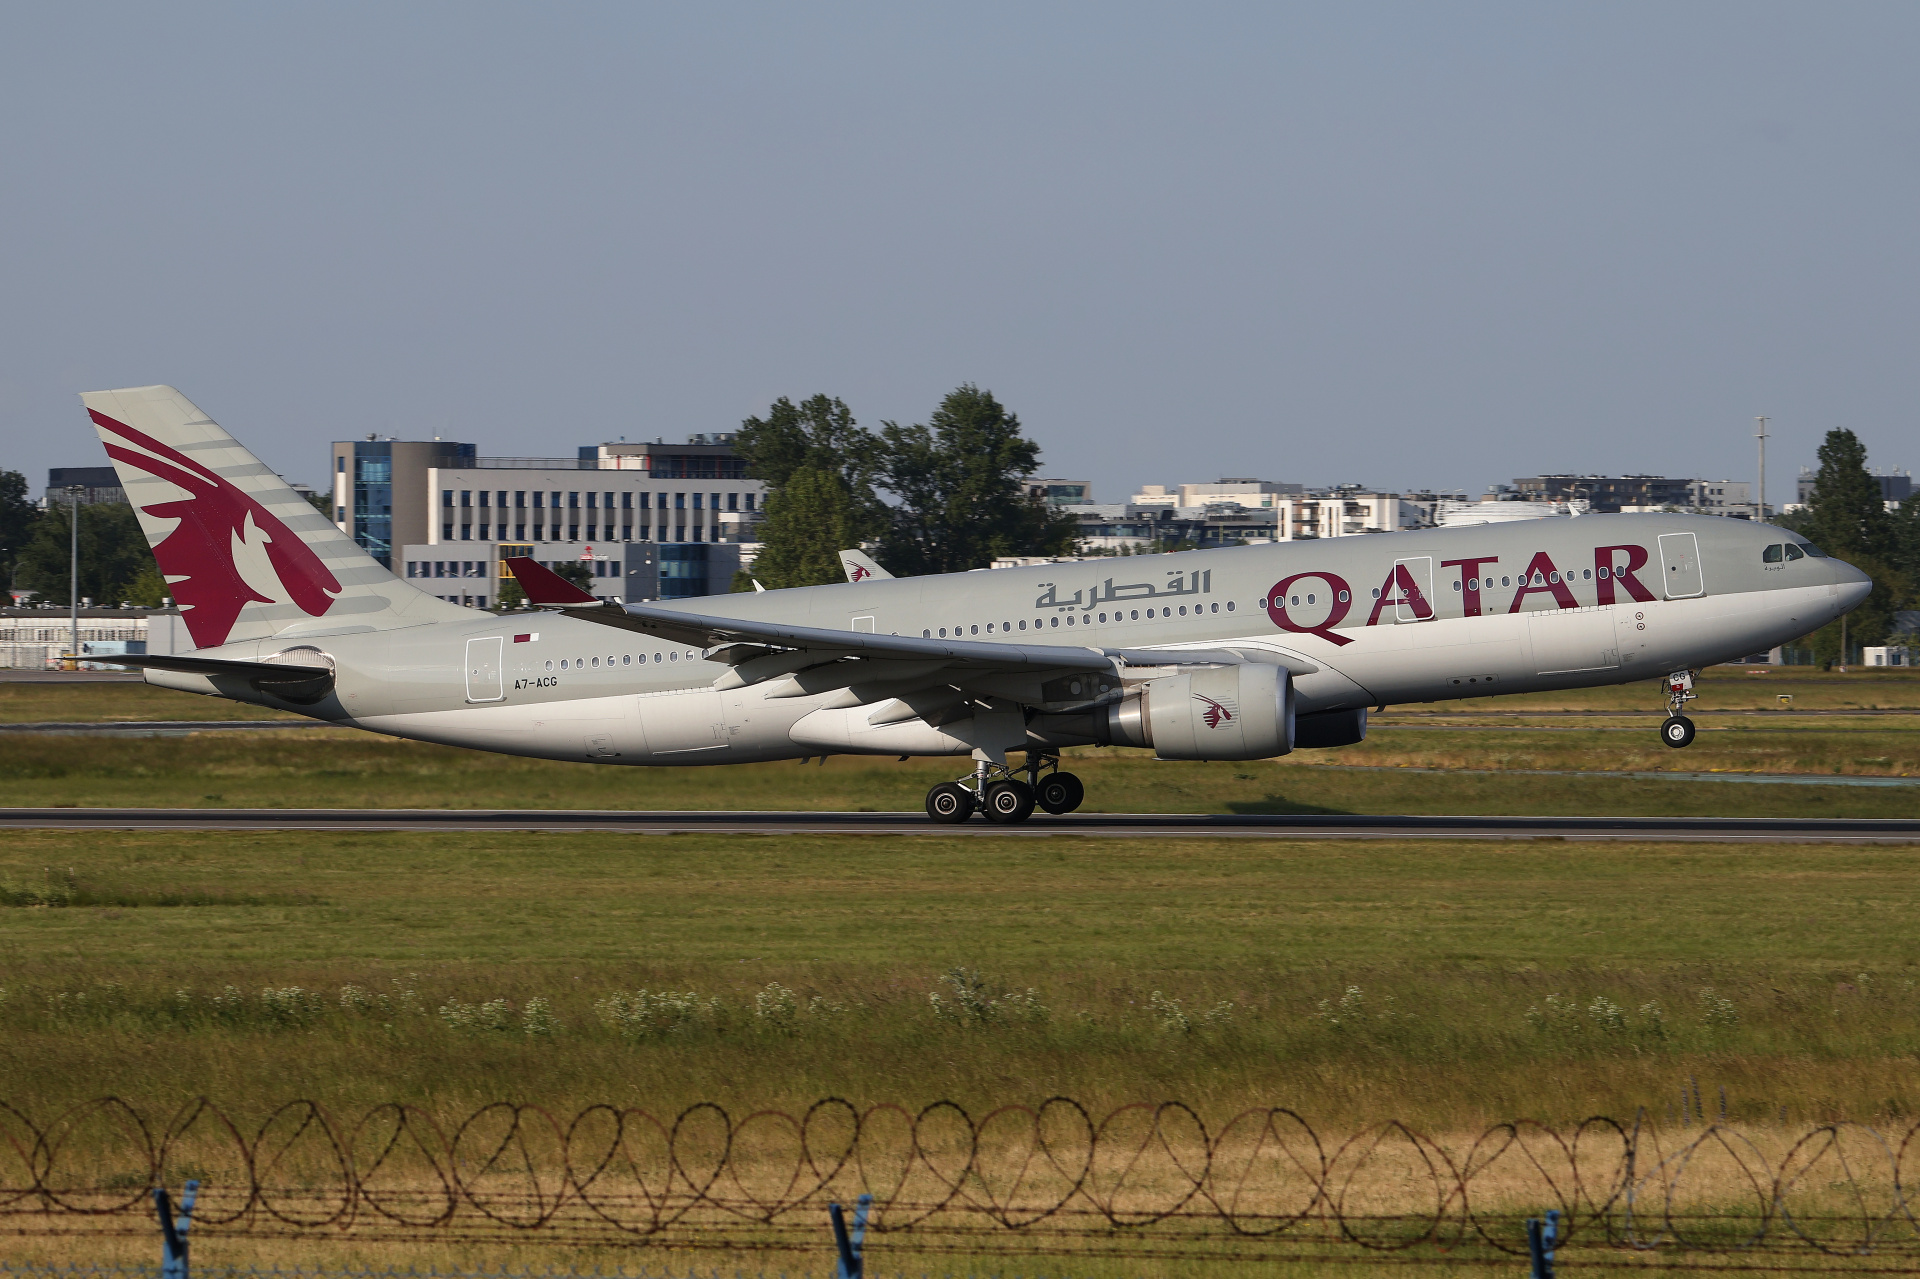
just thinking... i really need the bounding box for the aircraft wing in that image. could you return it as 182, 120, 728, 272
505, 557, 1316, 702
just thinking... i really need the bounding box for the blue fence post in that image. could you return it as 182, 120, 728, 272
829, 1192, 873, 1279
1526, 1213, 1554, 1279
1545, 1207, 1559, 1271
153, 1179, 199, 1279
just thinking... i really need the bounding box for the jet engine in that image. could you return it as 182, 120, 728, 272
1087, 663, 1295, 761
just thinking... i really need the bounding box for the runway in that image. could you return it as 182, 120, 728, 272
3, 808, 1918, 840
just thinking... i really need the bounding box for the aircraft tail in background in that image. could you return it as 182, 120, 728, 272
839, 549, 892, 583
81, 385, 472, 651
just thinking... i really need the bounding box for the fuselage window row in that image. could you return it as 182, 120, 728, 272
918, 599, 1239, 639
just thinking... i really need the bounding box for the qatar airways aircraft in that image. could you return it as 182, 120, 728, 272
87, 385, 1869, 823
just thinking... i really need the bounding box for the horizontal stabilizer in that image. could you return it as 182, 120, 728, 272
108, 653, 335, 704
505, 556, 600, 606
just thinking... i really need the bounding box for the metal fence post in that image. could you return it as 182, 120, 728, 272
1526, 1212, 1555, 1279
829, 1191, 873, 1279
153, 1179, 199, 1279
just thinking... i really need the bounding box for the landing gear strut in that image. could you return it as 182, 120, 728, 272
921, 754, 1084, 823
1661, 669, 1698, 749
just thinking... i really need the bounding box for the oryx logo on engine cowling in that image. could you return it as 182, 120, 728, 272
1196, 694, 1235, 729
91, 410, 342, 649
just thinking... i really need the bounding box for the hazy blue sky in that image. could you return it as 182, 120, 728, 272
4, 3, 1917, 507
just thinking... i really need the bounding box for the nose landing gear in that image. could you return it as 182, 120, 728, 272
921, 754, 1085, 823
1660, 669, 1698, 749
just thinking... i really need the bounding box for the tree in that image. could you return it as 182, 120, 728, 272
496, 577, 527, 610
0, 470, 39, 596
1888, 494, 1920, 637
734, 395, 883, 589
1797, 429, 1908, 664
874, 385, 1078, 575
751, 466, 866, 588
552, 560, 595, 591
15, 501, 154, 607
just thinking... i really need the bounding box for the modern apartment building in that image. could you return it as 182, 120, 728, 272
331, 435, 766, 603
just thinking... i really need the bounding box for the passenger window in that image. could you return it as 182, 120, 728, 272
1130, 610, 1139, 620
1051, 616, 1060, 627
1598, 567, 1609, 579
970, 625, 978, 635
1783, 543, 1805, 561
1179, 605, 1188, 616
1763, 544, 1784, 563
1211, 602, 1219, 612
1098, 613, 1107, 623
1019, 620, 1027, 630
1226, 601, 1235, 611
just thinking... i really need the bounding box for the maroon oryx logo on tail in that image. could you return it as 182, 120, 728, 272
91, 411, 341, 649
1196, 694, 1234, 729
850, 564, 873, 581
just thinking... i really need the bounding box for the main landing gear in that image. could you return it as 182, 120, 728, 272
924, 754, 1085, 824
1661, 669, 1698, 749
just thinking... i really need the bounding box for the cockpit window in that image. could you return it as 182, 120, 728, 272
1763, 544, 1784, 563
1796, 541, 1827, 558
1783, 543, 1805, 562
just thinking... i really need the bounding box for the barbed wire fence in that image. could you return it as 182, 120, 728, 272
5, 1097, 1920, 1272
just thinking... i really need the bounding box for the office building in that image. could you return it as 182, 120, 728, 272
332, 434, 766, 601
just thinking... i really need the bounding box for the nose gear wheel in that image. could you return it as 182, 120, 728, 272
1659, 669, 1699, 748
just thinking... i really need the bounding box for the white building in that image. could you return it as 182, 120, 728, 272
1132, 479, 1302, 508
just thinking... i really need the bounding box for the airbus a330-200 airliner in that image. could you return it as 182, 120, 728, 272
84, 386, 1870, 823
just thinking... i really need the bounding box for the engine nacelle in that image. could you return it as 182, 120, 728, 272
1294, 707, 1368, 749
1096, 663, 1295, 761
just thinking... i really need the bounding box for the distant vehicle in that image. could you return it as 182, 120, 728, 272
89, 386, 1869, 823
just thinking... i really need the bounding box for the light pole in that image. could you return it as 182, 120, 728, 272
1754, 416, 1769, 522
65, 484, 83, 670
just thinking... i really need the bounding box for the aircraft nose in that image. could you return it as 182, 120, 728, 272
1836, 560, 1872, 609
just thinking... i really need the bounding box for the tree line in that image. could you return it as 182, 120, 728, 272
1779, 427, 1920, 664
733, 384, 1078, 589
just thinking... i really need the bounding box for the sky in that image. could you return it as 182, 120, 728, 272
4, 3, 1918, 509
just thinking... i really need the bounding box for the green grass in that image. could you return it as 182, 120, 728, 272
2, 828, 1918, 1127
3, 728, 1916, 814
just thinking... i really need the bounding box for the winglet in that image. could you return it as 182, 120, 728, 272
506, 556, 600, 605
839, 549, 893, 583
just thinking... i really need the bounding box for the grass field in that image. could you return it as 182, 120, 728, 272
3, 727, 1916, 815
4, 676, 1918, 1274
3, 827, 1918, 1273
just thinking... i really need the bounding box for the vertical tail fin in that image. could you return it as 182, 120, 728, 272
81, 385, 470, 650
839, 549, 893, 583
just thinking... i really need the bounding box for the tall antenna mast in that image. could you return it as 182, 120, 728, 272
1754, 416, 1769, 522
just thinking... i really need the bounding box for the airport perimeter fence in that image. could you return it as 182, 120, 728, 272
4, 1096, 1920, 1272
